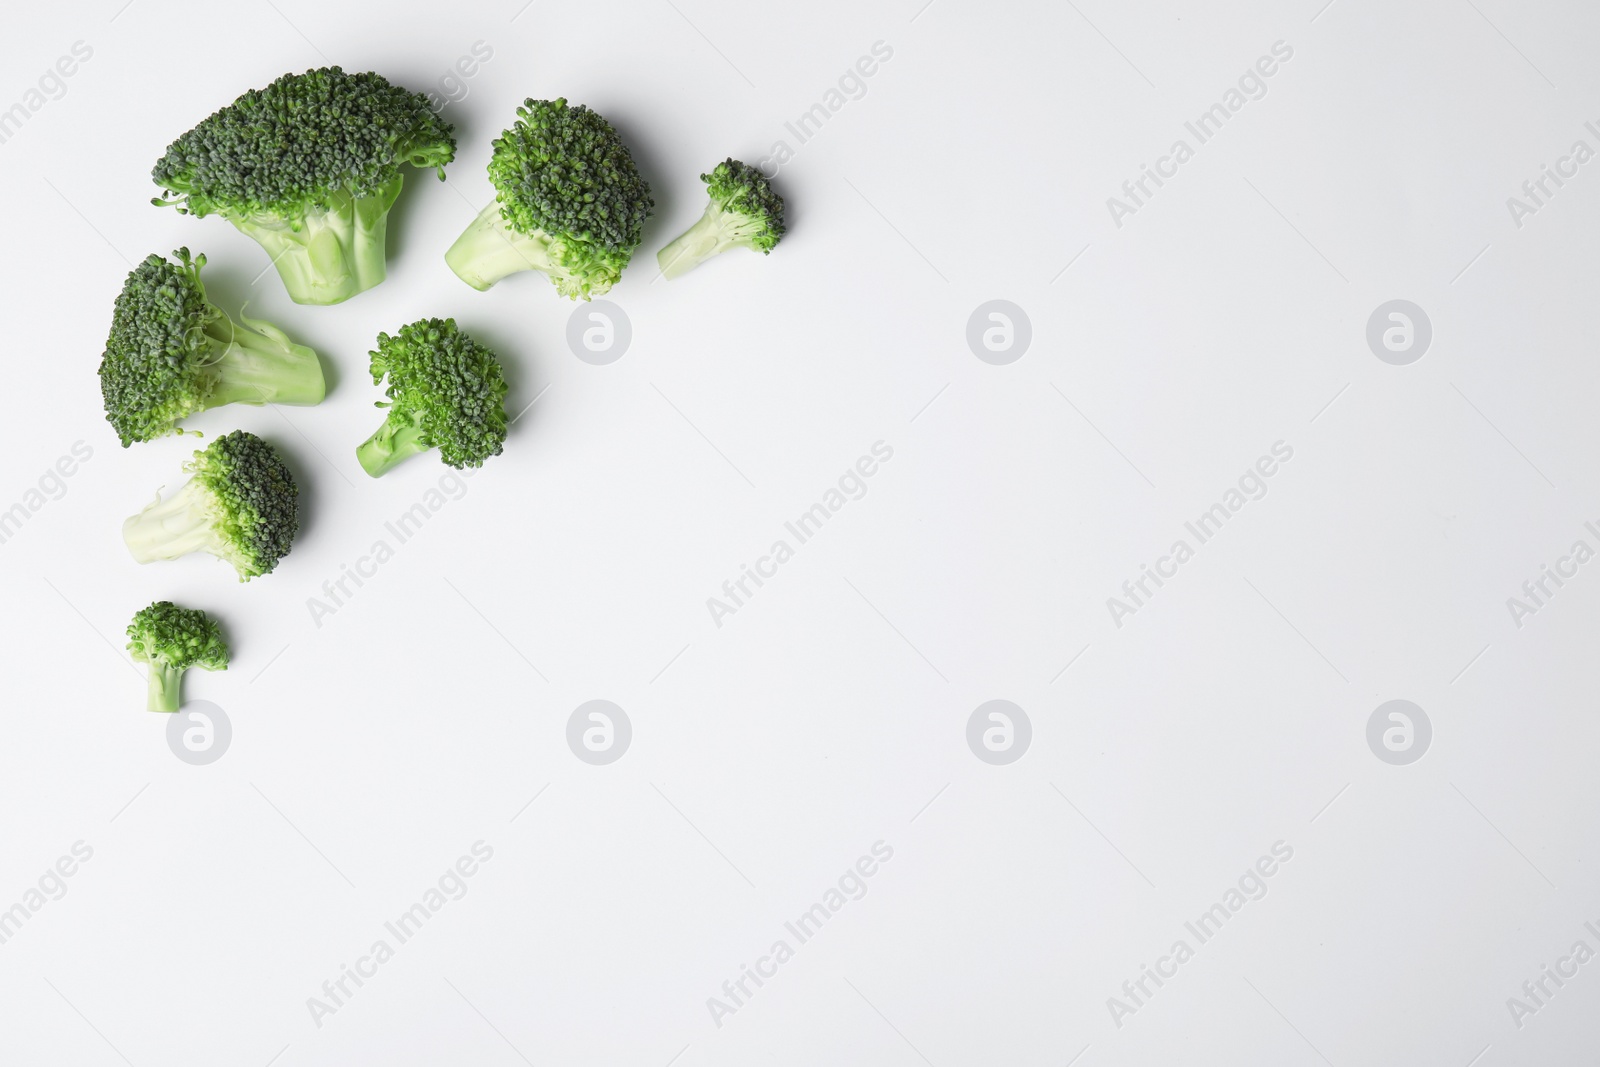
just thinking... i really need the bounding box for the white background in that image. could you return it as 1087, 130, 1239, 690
1, 0, 1597, 1063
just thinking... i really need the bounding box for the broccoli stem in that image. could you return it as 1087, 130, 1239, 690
445, 202, 558, 291
232, 177, 402, 305
123, 482, 226, 563
657, 205, 741, 280
356, 414, 432, 477
202, 311, 326, 408
146, 661, 183, 713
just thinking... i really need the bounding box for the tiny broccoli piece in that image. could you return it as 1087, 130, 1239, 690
127, 601, 229, 713
445, 98, 653, 299
98, 248, 325, 446
356, 318, 509, 477
657, 159, 786, 280
123, 431, 300, 581
152, 66, 456, 305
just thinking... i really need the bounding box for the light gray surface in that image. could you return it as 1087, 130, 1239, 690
1, 1, 1595, 1063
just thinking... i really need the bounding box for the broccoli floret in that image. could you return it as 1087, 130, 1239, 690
356, 318, 509, 477
123, 431, 299, 581
98, 249, 325, 447
657, 159, 785, 279
152, 66, 456, 305
127, 601, 229, 713
445, 98, 653, 299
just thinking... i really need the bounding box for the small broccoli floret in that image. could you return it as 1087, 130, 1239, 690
123, 431, 300, 581
657, 159, 786, 280
98, 249, 325, 446
127, 601, 229, 713
445, 98, 653, 299
152, 66, 456, 305
356, 318, 509, 477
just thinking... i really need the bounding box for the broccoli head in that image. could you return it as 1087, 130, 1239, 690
445, 98, 653, 299
152, 66, 456, 305
123, 431, 300, 581
356, 318, 509, 477
657, 159, 786, 280
127, 601, 229, 713
99, 248, 325, 446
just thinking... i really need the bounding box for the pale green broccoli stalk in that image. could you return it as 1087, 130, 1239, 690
123, 431, 300, 581
445, 98, 653, 299
152, 66, 456, 305
127, 601, 229, 712
357, 318, 509, 477
658, 159, 786, 279
98, 249, 325, 446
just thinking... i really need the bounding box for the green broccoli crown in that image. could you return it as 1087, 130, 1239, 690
188, 431, 300, 577
127, 601, 230, 673
488, 97, 653, 254
152, 66, 456, 219
98, 249, 219, 446
98, 249, 323, 444
370, 318, 509, 469
703, 158, 785, 252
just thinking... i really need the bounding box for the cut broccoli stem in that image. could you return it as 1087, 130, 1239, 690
656, 203, 772, 279
231, 177, 402, 305
356, 413, 432, 477
656, 208, 728, 279
122, 482, 249, 574
444, 202, 560, 291
146, 661, 183, 713
201, 310, 326, 408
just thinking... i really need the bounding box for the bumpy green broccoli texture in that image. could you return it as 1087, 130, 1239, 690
98, 249, 324, 446
152, 67, 456, 305
357, 318, 509, 477
127, 601, 229, 713
123, 431, 300, 581
445, 98, 653, 299
657, 159, 786, 279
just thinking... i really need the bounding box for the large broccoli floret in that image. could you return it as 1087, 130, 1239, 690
127, 601, 229, 713
152, 66, 456, 305
657, 159, 786, 280
123, 431, 300, 581
98, 249, 325, 447
356, 318, 509, 477
445, 98, 653, 299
